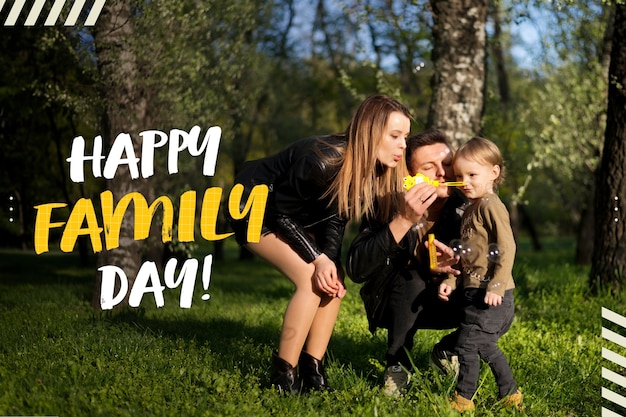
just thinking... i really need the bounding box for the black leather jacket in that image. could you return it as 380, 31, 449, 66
233, 135, 348, 265
347, 190, 467, 332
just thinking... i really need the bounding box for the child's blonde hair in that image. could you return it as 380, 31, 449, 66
454, 137, 506, 187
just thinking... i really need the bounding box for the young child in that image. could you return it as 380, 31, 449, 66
437, 137, 523, 411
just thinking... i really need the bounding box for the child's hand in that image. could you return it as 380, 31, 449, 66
484, 291, 502, 306
438, 283, 453, 301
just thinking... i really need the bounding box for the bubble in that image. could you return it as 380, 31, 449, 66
8, 196, 13, 201
412, 60, 432, 74
460, 242, 475, 261
412, 221, 427, 232
450, 239, 476, 261
450, 239, 464, 255
487, 243, 501, 263
413, 61, 426, 72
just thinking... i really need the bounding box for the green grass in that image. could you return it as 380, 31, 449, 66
0, 237, 624, 416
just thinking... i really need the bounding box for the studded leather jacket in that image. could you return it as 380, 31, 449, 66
347, 189, 467, 283
233, 135, 348, 265
347, 190, 467, 332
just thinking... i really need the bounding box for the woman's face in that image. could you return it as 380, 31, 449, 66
376, 111, 410, 168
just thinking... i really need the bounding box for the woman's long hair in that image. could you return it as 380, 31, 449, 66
327, 94, 412, 222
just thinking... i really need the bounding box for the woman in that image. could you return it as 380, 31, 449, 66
227, 94, 412, 394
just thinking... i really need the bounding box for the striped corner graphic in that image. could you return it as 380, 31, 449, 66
602, 307, 626, 417
1, 0, 106, 26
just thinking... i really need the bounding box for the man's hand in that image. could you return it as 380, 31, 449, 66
426, 238, 461, 275
438, 282, 453, 301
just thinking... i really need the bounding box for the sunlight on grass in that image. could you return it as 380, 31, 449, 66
0, 237, 619, 416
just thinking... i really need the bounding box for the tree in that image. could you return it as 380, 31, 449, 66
427, 0, 488, 148
509, 1, 610, 262
91, 0, 151, 310
0, 21, 100, 255
589, 2, 626, 293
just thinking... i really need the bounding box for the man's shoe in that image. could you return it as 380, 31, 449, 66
430, 344, 460, 377
383, 365, 410, 397
450, 391, 475, 412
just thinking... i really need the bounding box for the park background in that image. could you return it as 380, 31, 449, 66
1, 0, 626, 416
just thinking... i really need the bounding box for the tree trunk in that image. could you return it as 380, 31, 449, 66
489, 3, 509, 106
576, 203, 595, 264
576, 3, 614, 266
427, 0, 488, 149
91, 0, 151, 310
589, 3, 626, 293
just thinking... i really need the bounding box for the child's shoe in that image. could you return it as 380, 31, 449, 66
502, 390, 524, 410
450, 391, 475, 412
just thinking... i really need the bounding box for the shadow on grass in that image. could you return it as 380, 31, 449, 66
0, 249, 97, 285
0, 247, 483, 386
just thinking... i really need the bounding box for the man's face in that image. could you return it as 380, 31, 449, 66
410, 142, 454, 198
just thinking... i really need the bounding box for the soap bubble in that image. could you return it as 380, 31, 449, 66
413, 61, 426, 72
460, 242, 475, 261
449, 239, 476, 261
450, 239, 464, 255
487, 243, 501, 263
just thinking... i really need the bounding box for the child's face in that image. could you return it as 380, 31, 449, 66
453, 155, 500, 200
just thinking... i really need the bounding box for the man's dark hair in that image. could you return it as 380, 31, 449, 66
405, 129, 451, 168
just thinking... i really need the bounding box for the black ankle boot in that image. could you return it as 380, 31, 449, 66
270, 352, 300, 394
299, 351, 333, 392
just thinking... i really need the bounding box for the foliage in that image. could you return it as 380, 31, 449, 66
0, 0, 618, 250
0, 25, 101, 245
0, 237, 621, 416
483, 0, 610, 235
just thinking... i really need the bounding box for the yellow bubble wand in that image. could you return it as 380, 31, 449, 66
403, 173, 466, 190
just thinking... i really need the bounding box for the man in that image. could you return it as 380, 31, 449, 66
347, 129, 466, 396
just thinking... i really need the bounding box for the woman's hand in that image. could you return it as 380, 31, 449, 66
312, 254, 346, 298
401, 182, 437, 223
